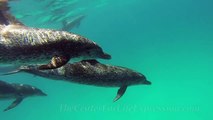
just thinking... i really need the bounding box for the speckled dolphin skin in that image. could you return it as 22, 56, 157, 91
0, 80, 47, 111
0, 0, 111, 70
6, 60, 151, 102
0, 24, 111, 63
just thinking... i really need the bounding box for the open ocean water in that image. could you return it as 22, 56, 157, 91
1, 0, 213, 119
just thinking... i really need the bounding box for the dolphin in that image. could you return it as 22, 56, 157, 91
4, 60, 151, 102
0, 80, 47, 111
61, 15, 85, 31
0, 0, 111, 70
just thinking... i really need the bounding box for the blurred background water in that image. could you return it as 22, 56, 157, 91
1, 0, 213, 119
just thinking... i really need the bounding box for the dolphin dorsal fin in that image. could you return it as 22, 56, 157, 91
4, 97, 24, 112
2, 12, 24, 25
0, 0, 24, 26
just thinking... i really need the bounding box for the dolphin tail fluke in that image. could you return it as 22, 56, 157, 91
4, 97, 23, 112
113, 85, 127, 102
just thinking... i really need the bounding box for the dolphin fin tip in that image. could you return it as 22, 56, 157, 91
113, 85, 128, 102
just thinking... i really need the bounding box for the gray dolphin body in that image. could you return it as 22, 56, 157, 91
61, 15, 85, 31
7, 60, 151, 102
0, 80, 47, 111
0, 1, 111, 70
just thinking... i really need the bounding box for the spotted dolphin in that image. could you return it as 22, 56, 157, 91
4, 60, 151, 102
0, 80, 47, 111
0, 0, 111, 70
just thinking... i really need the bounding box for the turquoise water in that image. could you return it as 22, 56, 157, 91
1, 0, 213, 119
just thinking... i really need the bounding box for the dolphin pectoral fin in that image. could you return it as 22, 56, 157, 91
4, 97, 23, 112
113, 85, 127, 102
38, 56, 70, 70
